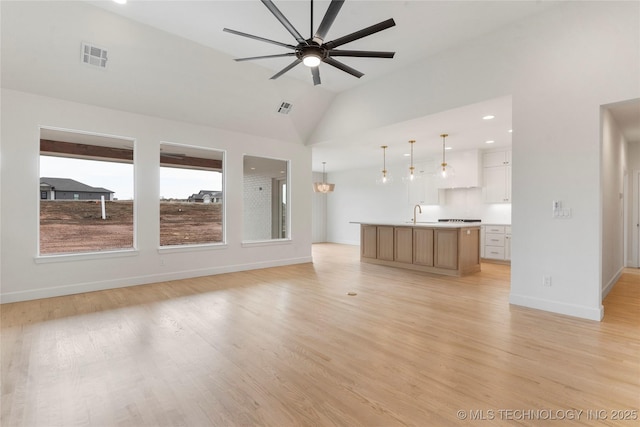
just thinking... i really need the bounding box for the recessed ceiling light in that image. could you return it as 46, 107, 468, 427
485, 140, 495, 144
445, 146, 453, 150
403, 153, 411, 157
483, 115, 495, 120
508, 129, 513, 133
113, 0, 127, 4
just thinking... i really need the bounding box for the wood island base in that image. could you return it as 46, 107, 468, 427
359, 224, 481, 277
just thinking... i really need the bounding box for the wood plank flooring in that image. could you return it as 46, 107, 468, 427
1, 244, 639, 426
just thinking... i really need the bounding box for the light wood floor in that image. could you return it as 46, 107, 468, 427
2, 244, 638, 426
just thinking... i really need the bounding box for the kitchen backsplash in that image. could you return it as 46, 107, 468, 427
418, 187, 512, 224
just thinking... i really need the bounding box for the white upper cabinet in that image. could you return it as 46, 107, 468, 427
483, 149, 512, 203
483, 150, 511, 167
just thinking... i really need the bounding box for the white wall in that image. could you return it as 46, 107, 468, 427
601, 109, 627, 296
314, 2, 640, 320
0, 89, 313, 302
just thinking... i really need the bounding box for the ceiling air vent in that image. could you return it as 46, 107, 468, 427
277, 102, 293, 115
81, 42, 108, 68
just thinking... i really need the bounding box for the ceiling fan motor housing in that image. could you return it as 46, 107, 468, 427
297, 43, 327, 62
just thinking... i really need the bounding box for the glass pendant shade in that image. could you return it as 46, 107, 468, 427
435, 133, 455, 184
313, 162, 335, 193
402, 139, 419, 183
376, 145, 393, 184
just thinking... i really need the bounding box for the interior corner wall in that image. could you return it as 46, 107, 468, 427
601, 109, 627, 297
0, 89, 313, 303
315, 2, 640, 320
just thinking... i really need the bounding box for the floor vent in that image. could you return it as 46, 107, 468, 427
81, 42, 108, 68
277, 102, 293, 114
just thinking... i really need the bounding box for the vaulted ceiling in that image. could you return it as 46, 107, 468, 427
89, 0, 557, 94
2, 1, 637, 172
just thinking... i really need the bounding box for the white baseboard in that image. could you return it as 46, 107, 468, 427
0, 256, 312, 304
328, 239, 359, 246
509, 293, 604, 321
602, 266, 624, 299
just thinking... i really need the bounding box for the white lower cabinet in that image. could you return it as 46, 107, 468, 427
481, 224, 511, 262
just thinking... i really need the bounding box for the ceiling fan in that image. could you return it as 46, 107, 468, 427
223, 0, 396, 86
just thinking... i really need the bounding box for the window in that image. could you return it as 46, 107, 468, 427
159, 143, 224, 247
39, 128, 134, 255
243, 155, 289, 242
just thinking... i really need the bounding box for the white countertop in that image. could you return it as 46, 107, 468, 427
351, 221, 481, 229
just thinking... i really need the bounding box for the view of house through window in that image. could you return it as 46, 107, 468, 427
39, 128, 134, 255
159, 143, 224, 246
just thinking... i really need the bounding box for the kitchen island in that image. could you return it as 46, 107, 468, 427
355, 222, 481, 277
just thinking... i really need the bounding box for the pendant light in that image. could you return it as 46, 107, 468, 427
437, 133, 455, 180
313, 162, 335, 193
403, 139, 417, 182
376, 145, 392, 184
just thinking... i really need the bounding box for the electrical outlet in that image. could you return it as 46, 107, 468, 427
543, 275, 552, 287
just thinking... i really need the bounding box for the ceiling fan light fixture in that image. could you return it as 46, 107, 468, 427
223, 0, 396, 85
303, 54, 322, 67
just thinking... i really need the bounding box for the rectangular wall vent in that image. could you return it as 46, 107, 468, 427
277, 102, 293, 114
81, 42, 108, 68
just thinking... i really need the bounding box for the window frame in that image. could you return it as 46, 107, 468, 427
36, 126, 137, 261
158, 141, 226, 251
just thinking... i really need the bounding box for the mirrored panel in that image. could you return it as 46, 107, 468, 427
160, 143, 224, 246
243, 155, 289, 241
39, 128, 134, 255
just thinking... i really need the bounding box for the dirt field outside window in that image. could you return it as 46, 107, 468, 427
39, 201, 222, 254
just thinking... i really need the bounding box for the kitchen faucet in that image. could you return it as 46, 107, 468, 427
413, 204, 422, 224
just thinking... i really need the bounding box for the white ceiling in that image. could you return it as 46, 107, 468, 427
77, 1, 639, 172
89, 0, 558, 93
313, 95, 513, 172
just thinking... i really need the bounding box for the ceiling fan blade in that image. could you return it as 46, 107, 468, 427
323, 57, 364, 78
261, 0, 307, 45
270, 59, 302, 80
328, 49, 395, 58
223, 28, 296, 50
313, 0, 345, 43
324, 18, 396, 50
311, 67, 321, 86
235, 53, 296, 62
